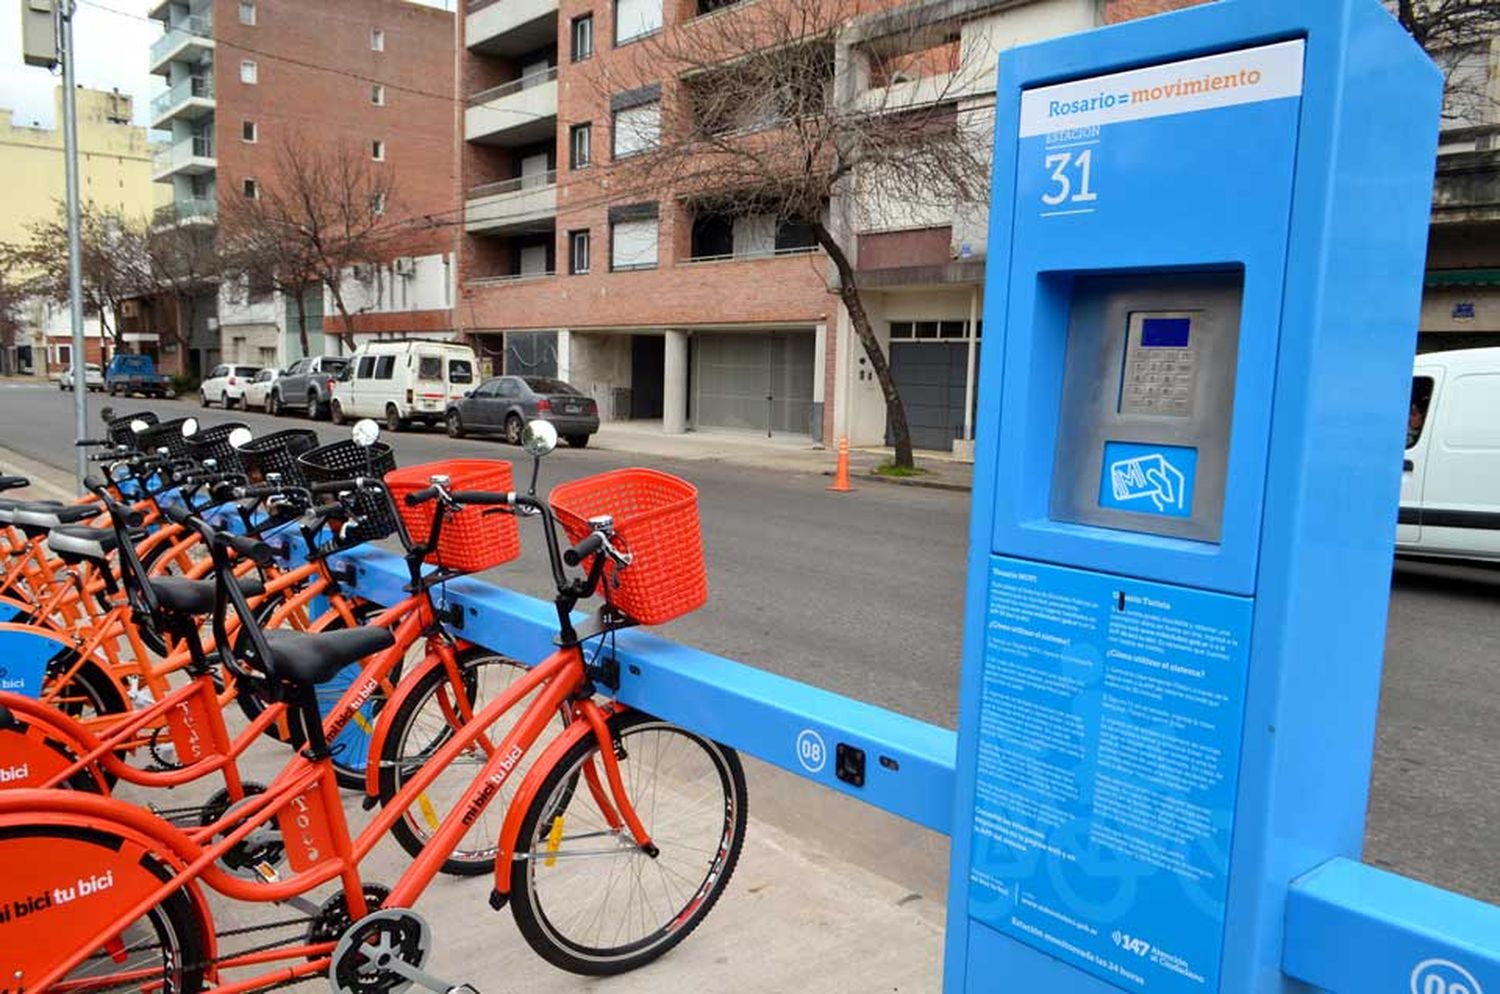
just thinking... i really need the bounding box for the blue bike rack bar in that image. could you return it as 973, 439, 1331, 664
333, 545, 959, 835
1284, 857, 1500, 992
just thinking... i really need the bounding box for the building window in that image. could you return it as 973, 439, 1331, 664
888, 320, 980, 340
370, 28, 385, 51
569, 123, 592, 169
242, 177, 259, 199
610, 210, 658, 271
240, 60, 258, 84
371, 84, 385, 106
241, 119, 257, 143
238, 1, 255, 25
569, 230, 590, 274
371, 192, 387, 215
571, 14, 594, 61
371, 140, 385, 161
614, 0, 661, 44
612, 100, 660, 159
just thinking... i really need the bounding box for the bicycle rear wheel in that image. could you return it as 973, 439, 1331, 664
0, 823, 208, 993
509, 710, 747, 975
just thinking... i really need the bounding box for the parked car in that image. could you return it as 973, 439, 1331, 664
329, 340, 477, 431
446, 375, 599, 447
269, 355, 348, 420
1398, 346, 1500, 563
58, 363, 104, 392
242, 368, 281, 411
105, 354, 173, 399
199, 363, 263, 409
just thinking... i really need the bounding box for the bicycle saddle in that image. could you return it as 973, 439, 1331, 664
0, 476, 28, 492
148, 575, 268, 616
9, 504, 99, 530
260, 627, 396, 687
46, 525, 119, 565
0, 499, 63, 523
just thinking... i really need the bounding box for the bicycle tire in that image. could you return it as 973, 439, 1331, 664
377, 650, 548, 875
509, 710, 747, 975
0, 822, 208, 993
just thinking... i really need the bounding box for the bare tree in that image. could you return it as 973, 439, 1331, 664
142, 216, 226, 368
18, 202, 152, 357
1391, 0, 1500, 125
601, 0, 991, 467
220, 136, 396, 351
0, 243, 27, 375
218, 194, 320, 358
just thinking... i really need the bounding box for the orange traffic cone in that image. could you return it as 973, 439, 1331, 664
827, 436, 853, 493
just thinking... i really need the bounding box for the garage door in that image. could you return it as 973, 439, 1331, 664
694, 332, 815, 436
887, 341, 976, 451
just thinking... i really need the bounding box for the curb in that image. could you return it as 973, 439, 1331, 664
861, 470, 972, 493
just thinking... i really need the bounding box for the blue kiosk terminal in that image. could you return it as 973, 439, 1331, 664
946, 1, 1451, 992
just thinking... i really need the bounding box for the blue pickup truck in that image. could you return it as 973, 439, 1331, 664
105, 354, 175, 399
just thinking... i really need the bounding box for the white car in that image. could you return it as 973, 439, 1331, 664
199, 363, 263, 409
242, 368, 281, 411
58, 363, 104, 392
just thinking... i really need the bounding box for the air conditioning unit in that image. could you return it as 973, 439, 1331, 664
353, 263, 374, 281
393, 256, 416, 277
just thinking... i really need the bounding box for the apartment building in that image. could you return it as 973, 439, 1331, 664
456, 0, 1195, 449
0, 87, 168, 376
149, 0, 457, 375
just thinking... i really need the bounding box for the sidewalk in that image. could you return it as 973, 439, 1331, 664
593, 421, 976, 492
0, 442, 948, 994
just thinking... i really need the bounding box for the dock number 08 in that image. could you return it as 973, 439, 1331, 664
1042, 149, 1098, 207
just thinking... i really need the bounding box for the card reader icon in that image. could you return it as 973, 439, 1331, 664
1108, 452, 1186, 513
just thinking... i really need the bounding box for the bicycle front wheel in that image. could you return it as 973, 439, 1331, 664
509, 710, 747, 975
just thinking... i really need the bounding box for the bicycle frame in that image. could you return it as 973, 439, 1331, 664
2, 641, 650, 992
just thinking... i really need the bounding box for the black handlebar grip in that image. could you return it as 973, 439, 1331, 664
564, 532, 606, 567
449, 491, 513, 506
404, 485, 440, 507
227, 533, 275, 567
310, 478, 362, 496
83, 475, 108, 493
162, 503, 196, 526
75, 438, 111, 448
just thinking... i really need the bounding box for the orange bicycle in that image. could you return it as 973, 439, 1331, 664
0, 425, 746, 989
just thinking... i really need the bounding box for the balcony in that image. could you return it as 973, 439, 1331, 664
466, 68, 558, 145
467, 0, 559, 57
147, 0, 171, 20
150, 15, 214, 75
152, 135, 216, 181
150, 74, 214, 129
1433, 125, 1500, 226
466, 172, 558, 234
152, 197, 217, 231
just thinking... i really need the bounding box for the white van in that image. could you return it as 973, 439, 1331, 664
1398, 346, 1500, 562
329, 340, 478, 431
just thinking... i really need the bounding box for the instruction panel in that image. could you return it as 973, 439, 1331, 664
967, 557, 1252, 994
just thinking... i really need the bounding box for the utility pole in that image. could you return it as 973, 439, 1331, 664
59, 0, 89, 488
25, 0, 89, 485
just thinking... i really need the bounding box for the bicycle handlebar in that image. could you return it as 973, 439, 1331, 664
563, 532, 604, 567
310, 477, 381, 496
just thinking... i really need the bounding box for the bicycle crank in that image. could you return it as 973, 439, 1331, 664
330, 908, 475, 994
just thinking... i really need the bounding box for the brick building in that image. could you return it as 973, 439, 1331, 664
149, 0, 457, 376
458, 0, 1493, 451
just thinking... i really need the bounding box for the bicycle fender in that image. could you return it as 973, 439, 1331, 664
362, 648, 450, 797
491, 704, 626, 899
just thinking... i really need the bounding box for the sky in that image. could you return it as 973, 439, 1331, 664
0, 0, 453, 133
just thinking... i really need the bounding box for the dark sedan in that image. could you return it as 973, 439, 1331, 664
446, 375, 600, 447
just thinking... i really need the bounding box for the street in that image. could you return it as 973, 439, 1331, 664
2, 381, 1498, 908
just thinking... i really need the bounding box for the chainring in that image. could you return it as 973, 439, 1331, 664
329, 908, 432, 994
198, 780, 286, 870
307, 883, 393, 948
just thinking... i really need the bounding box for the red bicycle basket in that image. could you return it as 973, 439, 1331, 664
548, 468, 707, 625
384, 459, 521, 573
